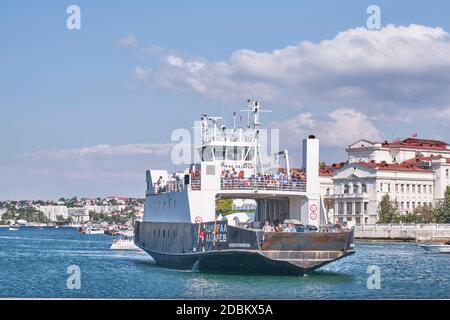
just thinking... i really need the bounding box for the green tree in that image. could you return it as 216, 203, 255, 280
435, 187, 450, 223
377, 194, 399, 223
413, 205, 436, 223
216, 199, 233, 215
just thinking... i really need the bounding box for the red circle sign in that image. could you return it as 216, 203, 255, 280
309, 204, 318, 220
195, 216, 203, 223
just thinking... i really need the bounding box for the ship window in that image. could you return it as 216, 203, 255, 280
244, 147, 254, 161
201, 146, 213, 161
226, 146, 243, 161
214, 147, 225, 160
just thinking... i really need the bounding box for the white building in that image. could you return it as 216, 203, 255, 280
37, 205, 68, 222
68, 207, 90, 223
232, 199, 257, 211
325, 138, 450, 224
85, 205, 126, 214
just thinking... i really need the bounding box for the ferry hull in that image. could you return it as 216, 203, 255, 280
135, 221, 355, 276
142, 248, 355, 276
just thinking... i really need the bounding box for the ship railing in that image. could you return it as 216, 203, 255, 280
220, 178, 306, 192
153, 181, 187, 194
190, 179, 202, 191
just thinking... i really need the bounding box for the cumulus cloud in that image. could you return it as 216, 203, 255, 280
147, 24, 450, 113
271, 108, 381, 147
26, 143, 174, 159
117, 34, 138, 47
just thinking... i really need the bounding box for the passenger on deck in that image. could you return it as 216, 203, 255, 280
342, 222, 349, 231
262, 221, 273, 232
283, 224, 296, 232
334, 221, 342, 233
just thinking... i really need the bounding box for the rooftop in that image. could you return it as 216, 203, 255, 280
381, 138, 448, 151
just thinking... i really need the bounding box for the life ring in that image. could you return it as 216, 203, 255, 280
193, 171, 201, 180
195, 216, 203, 224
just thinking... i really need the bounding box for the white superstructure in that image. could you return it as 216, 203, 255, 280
143, 99, 324, 227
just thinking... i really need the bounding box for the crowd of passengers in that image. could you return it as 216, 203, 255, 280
221, 168, 305, 190
154, 167, 306, 193
261, 220, 350, 233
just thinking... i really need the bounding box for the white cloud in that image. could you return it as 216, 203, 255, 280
134, 66, 150, 80
271, 108, 381, 147
148, 24, 450, 113
118, 35, 138, 47
27, 143, 173, 159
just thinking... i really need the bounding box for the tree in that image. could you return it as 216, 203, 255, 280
216, 199, 233, 215
413, 205, 436, 223
377, 194, 399, 223
435, 187, 450, 223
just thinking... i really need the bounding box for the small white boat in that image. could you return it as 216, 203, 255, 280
85, 227, 104, 235
110, 235, 142, 251
9, 227, 19, 231
420, 243, 450, 253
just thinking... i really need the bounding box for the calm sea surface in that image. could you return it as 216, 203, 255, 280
0, 227, 448, 299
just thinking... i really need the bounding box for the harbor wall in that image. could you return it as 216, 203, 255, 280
355, 224, 450, 242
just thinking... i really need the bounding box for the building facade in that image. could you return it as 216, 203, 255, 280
323, 138, 450, 224
37, 205, 69, 222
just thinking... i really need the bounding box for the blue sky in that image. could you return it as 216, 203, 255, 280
1, 1, 450, 199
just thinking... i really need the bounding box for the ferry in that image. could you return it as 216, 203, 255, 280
134, 99, 355, 275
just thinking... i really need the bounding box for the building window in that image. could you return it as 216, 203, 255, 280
395, 184, 399, 193
362, 184, 367, 193
406, 184, 410, 193
355, 202, 361, 215
388, 184, 391, 193
158, 229, 160, 238
353, 185, 359, 194
347, 202, 353, 215
338, 202, 344, 215
401, 184, 404, 192
364, 202, 368, 212
326, 188, 330, 196
380, 183, 383, 192
446, 169, 449, 178
344, 184, 350, 194
412, 185, 415, 193
163, 230, 165, 238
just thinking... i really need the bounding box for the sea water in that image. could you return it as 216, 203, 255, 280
0, 227, 449, 299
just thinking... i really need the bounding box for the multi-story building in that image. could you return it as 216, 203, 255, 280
37, 205, 69, 222
68, 207, 90, 224
324, 138, 450, 224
